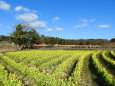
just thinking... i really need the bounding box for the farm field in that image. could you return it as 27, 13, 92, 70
0, 50, 115, 86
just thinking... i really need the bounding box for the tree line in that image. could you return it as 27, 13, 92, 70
0, 24, 115, 49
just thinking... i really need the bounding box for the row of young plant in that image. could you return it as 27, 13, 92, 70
1, 52, 78, 86
5, 51, 49, 62
0, 63, 24, 86
30, 51, 70, 67
102, 51, 115, 68
39, 53, 73, 71
92, 51, 115, 86
0, 51, 93, 86
61, 51, 91, 86
6, 51, 62, 67
1, 52, 87, 86
5, 50, 68, 67
52, 53, 79, 79
0, 53, 59, 86
5, 51, 47, 64
111, 51, 115, 59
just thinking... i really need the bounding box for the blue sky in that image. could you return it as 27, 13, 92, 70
0, 0, 115, 39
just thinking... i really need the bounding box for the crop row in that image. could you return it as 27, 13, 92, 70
92, 51, 115, 86
0, 51, 92, 86
52, 53, 79, 79
111, 51, 115, 59
102, 51, 115, 68
39, 53, 72, 71
0, 53, 59, 86
5, 50, 68, 67
31, 51, 70, 67
0, 61, 24, 86
63, 51, 91, 86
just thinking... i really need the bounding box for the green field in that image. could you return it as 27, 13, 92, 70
0, 50, 115, 86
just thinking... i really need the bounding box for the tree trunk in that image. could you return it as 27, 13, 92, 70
19, 46, 21, 51
19, 44, 22, 50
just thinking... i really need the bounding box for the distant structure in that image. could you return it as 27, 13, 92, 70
89, 44, 92, 48
11, 42, 14, 45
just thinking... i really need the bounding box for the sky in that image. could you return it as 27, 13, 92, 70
0, 0, 115, 39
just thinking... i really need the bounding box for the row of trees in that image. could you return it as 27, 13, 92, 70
43, 37, 109, 45
110, 38, 115, 42
0, 34, 111, 45
0, 24, 115, 49
0, 35, 10, 41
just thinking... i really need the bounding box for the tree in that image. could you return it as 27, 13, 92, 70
26, 29, 40, 48
110, 38, 115, 42
10, 24, 25, 50
40, 35, 45, 44
10, 24, 40, 50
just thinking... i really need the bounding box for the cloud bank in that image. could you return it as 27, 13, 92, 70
16, 13, 46, 29
98, 25, 111, 28
0, 1, 10, 11
15, 6, 30, 12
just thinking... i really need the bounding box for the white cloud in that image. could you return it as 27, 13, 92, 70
53, 16, 60, 23
16, 13, 46, 29
46, 27, 63, 32
15, 6, 30, 12
56, 27, 63, 31
0, 1, 10, 11
16, 13, 38, 22
90, 18, 95, 22
29, 21, 46, 29
98, 25, 111, 28
47, 28, 53, 32
81, 18, 88, 23
81, 18, 95, 23
74, 23, 88, 29
74, 18, 96, 29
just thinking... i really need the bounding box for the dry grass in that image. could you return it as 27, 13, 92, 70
102, 42, 115, 48
0, 43, 18, 52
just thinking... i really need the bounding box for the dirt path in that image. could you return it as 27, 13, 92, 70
89, 53, 106, 86
79, 55, 97, 86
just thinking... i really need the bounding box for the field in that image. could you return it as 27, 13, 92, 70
0, 42, 18, 52
0, 50, 115, 86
